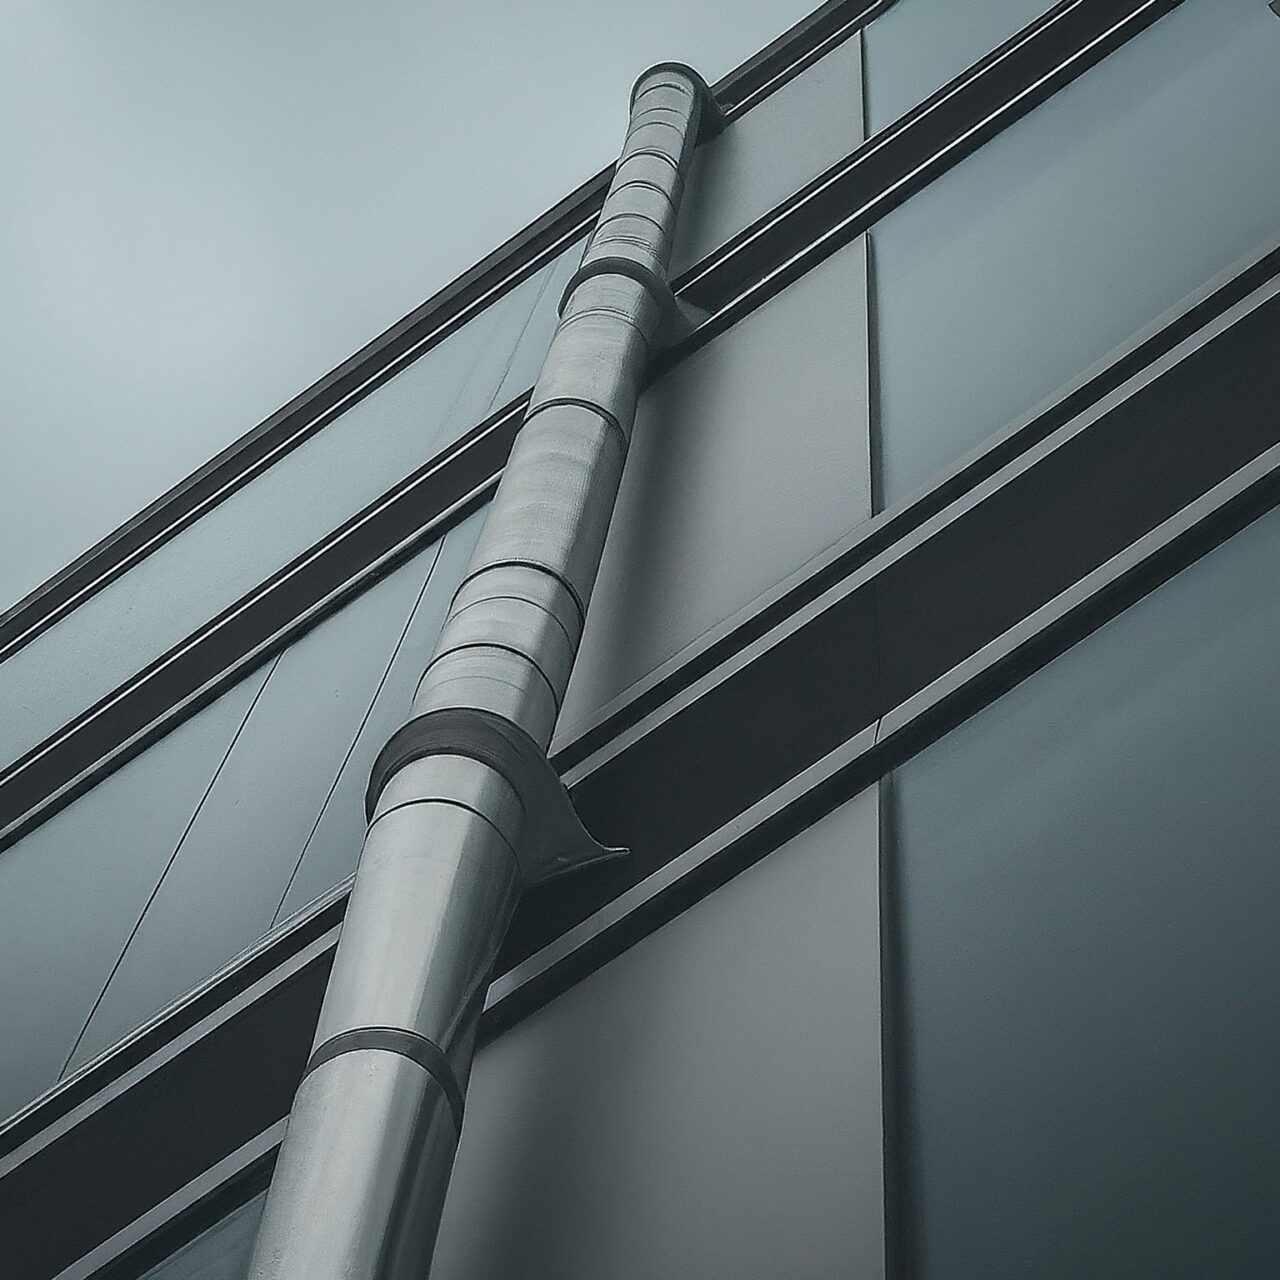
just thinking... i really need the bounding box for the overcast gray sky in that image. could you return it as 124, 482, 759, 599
0, 0, 815, 608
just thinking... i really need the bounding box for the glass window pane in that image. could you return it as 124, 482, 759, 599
66, 536, 448, 1069
275, 509, 484, 922
139, 1195, 264, 1280
1, 513, 478, 1104
0, 247, 569, 771
0, 670, 267, 1122
863, 0, 1052, 134
872, 0, 1280, 504
890, 505, 1280, 1277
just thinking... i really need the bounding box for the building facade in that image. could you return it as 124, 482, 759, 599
2, 0, 1279, 1275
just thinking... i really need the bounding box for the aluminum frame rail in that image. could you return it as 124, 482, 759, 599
246, 64, 718, 1280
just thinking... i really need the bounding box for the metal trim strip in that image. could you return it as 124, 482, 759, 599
0, 0, 1194, 855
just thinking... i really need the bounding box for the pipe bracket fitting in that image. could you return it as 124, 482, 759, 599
366, 707, 627, 888
559, 256, 695, 344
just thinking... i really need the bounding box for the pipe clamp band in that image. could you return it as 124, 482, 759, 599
560, 255, 679, 321
303, 1028, 466, 1134
559, 257, 694, 346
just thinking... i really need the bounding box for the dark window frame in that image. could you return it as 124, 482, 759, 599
0, 0, 1189, 854
3, 228, 1276, 1280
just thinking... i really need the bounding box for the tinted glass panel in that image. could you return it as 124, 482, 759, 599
139, 1195, 264, 1280
66, 532, 461, 1067
0, 670, 266, 1122
890, 505, 1280, 1277
873, 0, 1280, 504
63, 516, 482, 1071
0, 247, 570, 770
862, 0, 1051, 133
272, 511, 483, 923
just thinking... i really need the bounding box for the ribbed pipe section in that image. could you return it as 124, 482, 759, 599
247, 64, 715, 1280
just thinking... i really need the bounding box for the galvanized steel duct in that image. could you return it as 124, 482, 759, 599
247, 64, 719, 1280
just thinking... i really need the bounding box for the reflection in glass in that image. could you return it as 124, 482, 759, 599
140, 1195, 264, 1280
68, 539, 443, 1069
274, 510, 484, 921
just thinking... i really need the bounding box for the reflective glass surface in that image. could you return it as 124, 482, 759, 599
0, 247, 568, 771
891, 505, 1280, 1277
0, 511, 481, 1114
0, 670, 267, 1122
67, 518, 481, 1072
139, 1195, 264, 1280
274, 510, 484, 921
872, 0, 1280, 504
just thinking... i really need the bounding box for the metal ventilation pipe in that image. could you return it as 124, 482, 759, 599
247, 63, 720, 1280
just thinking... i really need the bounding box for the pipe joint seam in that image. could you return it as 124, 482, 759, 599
600, 177, 680, 219
433, 597, 577, 697
449, 565, 584, 647
614, 142, 683, 174
421, 639, 563, 713
449, 588, 579, 655
454, 558, 588, 629
368, 754, 525, 857
302, 1029, 465, 1135
521, 394, 628, 449
365, 794, 521, 885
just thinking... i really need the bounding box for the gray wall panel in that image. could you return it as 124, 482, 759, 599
862, 0, 1051, 134
891, 504, 1280, 1277
556, 234, 872, 745
0, 672, 266, 1123
432, 785, 885, 1280
673, 35, 863, 276
872, 0, 1280, 506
